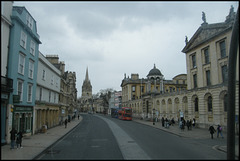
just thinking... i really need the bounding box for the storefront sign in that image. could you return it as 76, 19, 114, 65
15, 106, 32, 111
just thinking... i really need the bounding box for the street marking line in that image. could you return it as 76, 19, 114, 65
95, 115, 151, 160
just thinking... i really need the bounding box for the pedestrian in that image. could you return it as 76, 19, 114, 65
165, 118, 169, 128
179, 120, 182, 129
161, 117, 165, 127
171, 118, 175, 126
189, 119, 192, 130
186, 120, 190, 130
217, 124, 224, 139
78, 114, 80, 120
64, 118, 68, 128
180, 120, 185, 131
10, 127, 17, 149
209, 125, 216, 139
192, 118, 195, 128
16, 131, 23, 149
183, 119, 186, 128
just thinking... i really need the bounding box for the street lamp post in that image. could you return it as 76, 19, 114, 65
153, 108, 155, 125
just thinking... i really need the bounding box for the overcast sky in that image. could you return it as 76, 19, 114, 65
13, 1, 239, 97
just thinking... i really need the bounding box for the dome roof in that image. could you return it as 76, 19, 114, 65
147, 64, 163, 77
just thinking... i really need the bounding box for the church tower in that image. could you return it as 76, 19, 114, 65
81, 67, 92, 98
80, 67, 93, 112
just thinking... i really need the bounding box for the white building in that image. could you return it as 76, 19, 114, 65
34, 52, 61, 134
109, 91, 122, 114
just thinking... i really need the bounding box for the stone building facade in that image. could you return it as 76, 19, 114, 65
121, 64, 187, 119
121, 6, 239, 131
181, 6, 239, 129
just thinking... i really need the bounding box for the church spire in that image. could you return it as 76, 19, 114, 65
85, 67, 89, 82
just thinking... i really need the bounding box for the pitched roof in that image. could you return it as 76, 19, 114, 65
182, 22, 233, 53
182, 6, 236, 53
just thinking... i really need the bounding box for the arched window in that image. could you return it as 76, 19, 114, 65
208, 96, 213, 112
194, 97, 199, 112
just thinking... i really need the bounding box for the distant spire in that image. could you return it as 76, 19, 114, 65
85, 67, 89, 82
154, 63, 156, 69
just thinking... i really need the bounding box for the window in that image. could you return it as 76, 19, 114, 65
51, 75, 54, 85
193, 74, 197, 88
28, 60, 34, 79
132, 86, 136, 92
220, 40, 226, 58
27, 84, 33, 102
192, 54, 196, 68
20, 31, 27, 49
42, 70, 46, 80
49, 91, 51, 102
194, 97, 198, 112
18, 53, 25, 75
204, 48, 210, 64
222, 65, 228, 83
208, 96, 213, 112
206, 70, 211, 86
141, 86, 144, 93
54, 93, 56, 103
39, 88, 42, 101
56, 77, 59, 88
17, 80, 23, 101
30, 40, 35, 56
132, 95, 135, 100
26, 14, 33, 30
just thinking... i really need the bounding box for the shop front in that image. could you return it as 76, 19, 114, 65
13, 106, 33, 135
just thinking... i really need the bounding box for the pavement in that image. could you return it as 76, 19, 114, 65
132, 117, 239, 159
1, 114, 239, 160
1, 116, 83, 160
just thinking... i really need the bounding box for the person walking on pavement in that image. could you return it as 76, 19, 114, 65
189, 119, 192, 130
217, 124, 224, 139
10, 127, 17, 149
192, 118, 196, 128
186, 120, 190, 130
78, 114, 80, 120
16, 131, 23, 149
209, 125, 216, 139
65, 118, 68, 128
161, 117, 165, 127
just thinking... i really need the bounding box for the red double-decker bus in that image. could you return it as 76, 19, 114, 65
118, 107, 132, 121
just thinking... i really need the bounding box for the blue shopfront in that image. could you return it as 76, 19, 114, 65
13, 106, 33, 134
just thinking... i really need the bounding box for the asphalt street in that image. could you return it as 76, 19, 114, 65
37, 114, 123, 160
36, 114, 228, 160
